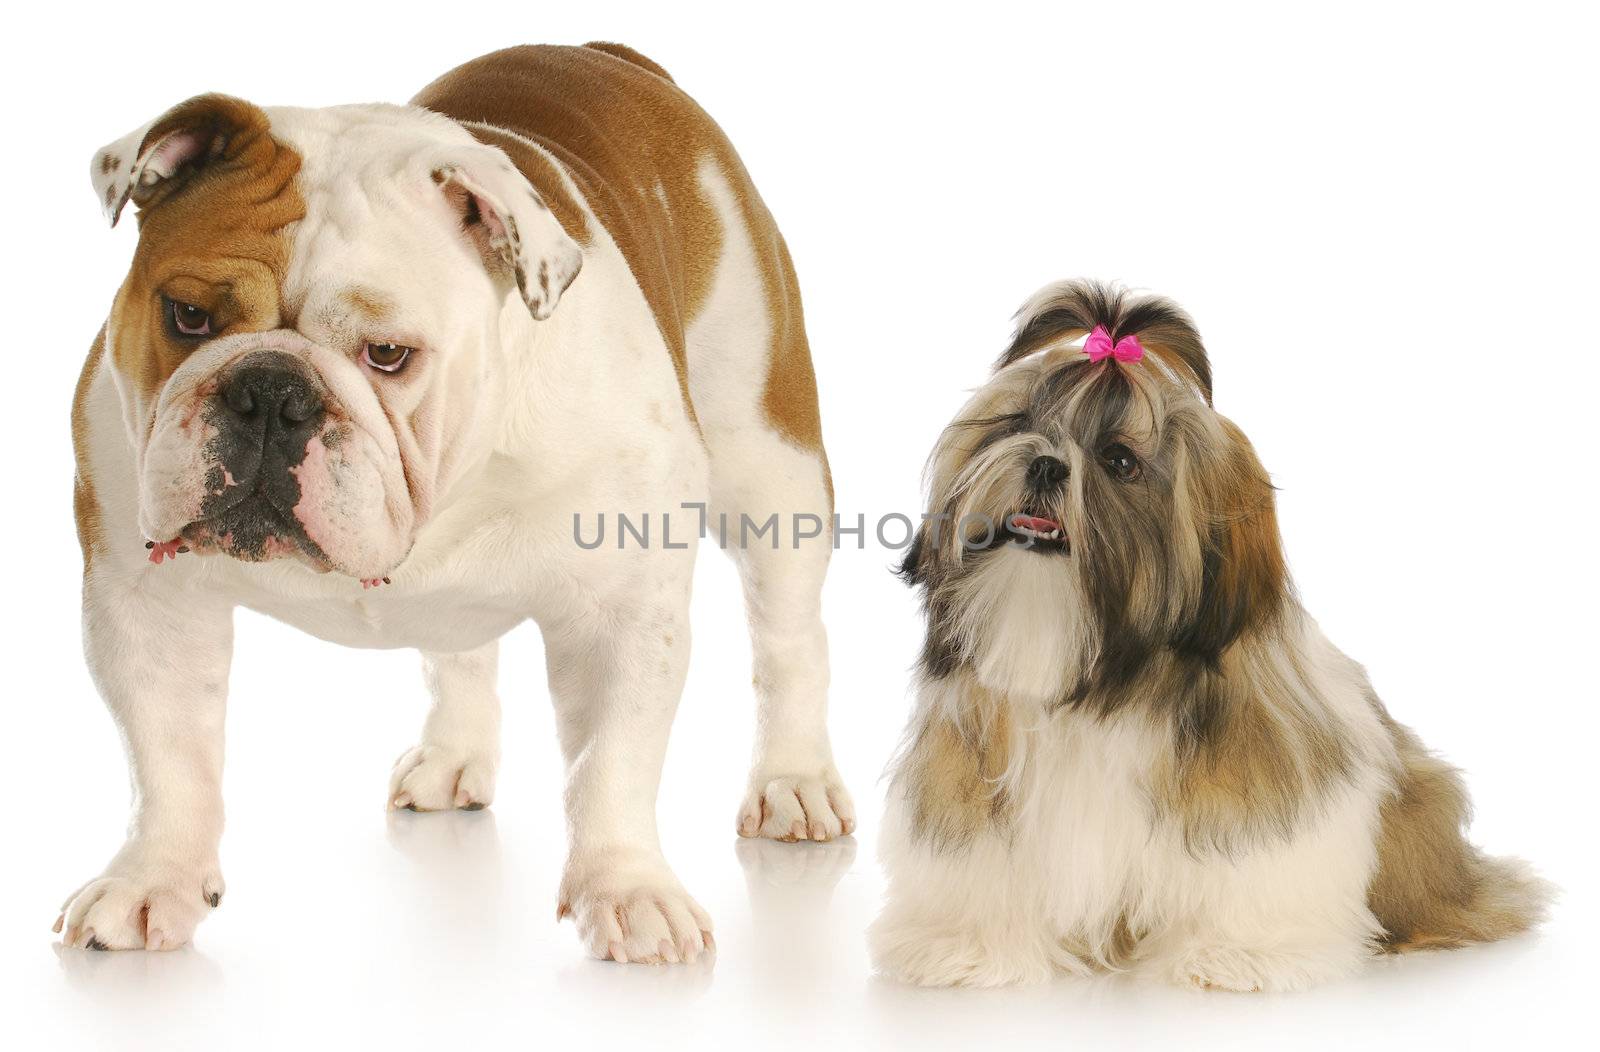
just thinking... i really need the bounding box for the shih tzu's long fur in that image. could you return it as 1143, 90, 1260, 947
869, 281, 1549, 991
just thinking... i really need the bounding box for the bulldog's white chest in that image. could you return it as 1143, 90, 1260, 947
205, 542, 514, 652
233, 577, 527, 652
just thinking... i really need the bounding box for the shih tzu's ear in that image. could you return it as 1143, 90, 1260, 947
897, 520, 932, 586
998, 279, 1215, 404
91, 94, 275, 227
431, 151, 583, 321
1170, 419, 1290, 664
900, 518, 965, 679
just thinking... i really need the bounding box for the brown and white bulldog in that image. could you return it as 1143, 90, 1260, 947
63, 43, 851, 962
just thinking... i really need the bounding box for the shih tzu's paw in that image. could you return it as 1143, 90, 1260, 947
55, 853, 224, 951
869, 919, 1061, 987
737, 764, 855, 842
1162, 945, 1340, 993
557, 851, 714, 965
388, 744, 496, 812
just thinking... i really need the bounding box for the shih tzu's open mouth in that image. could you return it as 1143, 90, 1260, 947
1006, 511, 1070, 555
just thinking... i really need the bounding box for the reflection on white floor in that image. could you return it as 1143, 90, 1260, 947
9, 595, 1586, 1052
20, 802, 1582, 1052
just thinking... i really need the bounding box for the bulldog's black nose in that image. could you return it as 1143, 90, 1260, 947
1026, 454, 1069, 491
218, 353, 325, 447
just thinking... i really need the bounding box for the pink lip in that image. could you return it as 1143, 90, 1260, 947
146, 538, 185, 564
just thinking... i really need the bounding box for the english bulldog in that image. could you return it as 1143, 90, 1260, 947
62, 43, 851, 963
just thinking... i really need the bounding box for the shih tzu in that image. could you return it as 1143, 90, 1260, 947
870, 280, 1548, 991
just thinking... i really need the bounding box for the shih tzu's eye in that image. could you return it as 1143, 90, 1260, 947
1101, 443, 1142, 482
362, 342, 414, 373
169, 299, 212, 337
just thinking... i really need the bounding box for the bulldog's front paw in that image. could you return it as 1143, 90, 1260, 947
557, 851, 714, 965
55, 849, 223, 951
388, 744, 496, 811
737, 763, 856, 842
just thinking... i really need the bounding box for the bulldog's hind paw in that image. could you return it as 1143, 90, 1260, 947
389, 744, 496, 811
737, 765, 856, 842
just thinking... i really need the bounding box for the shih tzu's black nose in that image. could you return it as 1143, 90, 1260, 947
1026, 454, 1069, 491
218, 352, 325, 446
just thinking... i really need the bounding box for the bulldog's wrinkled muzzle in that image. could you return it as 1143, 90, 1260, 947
183, 350, 327, 562
139, 328, 412, 583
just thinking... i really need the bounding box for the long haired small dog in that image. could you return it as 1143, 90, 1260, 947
870, 281, 1548, 991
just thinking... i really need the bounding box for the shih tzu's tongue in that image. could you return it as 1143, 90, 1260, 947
1010, 514, 1058, 532
1009, 513, 1063, 539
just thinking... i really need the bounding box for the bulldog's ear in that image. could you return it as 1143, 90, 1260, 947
90, 94, 271, 228
431, 155, 583, 321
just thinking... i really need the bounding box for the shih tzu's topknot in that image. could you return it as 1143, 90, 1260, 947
999, 280, 1213, 405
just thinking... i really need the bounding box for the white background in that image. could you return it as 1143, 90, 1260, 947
2, 1, 1596, 1048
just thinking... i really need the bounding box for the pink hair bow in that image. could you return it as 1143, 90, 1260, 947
1083, 325, 1144, 363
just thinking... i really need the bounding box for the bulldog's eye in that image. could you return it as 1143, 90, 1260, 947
362, 342, 413, 373
170, 300, 212, 337
1101, 442, 1142, 482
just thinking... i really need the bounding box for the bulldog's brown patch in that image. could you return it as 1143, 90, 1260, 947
72, 328, 108, 570
107, 96, 303, 418
748, 204, 829, 474
581, 41, 677, 83
78, 96, 302, 570
342, 286, 397, 323
412, 43, 828, 482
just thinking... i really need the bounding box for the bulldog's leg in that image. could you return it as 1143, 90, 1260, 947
685, 164, 852, 843
723, 492, 854, 843
57, 574, 232, 950
389, 642, 501, 812
547, 602, 713, 964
